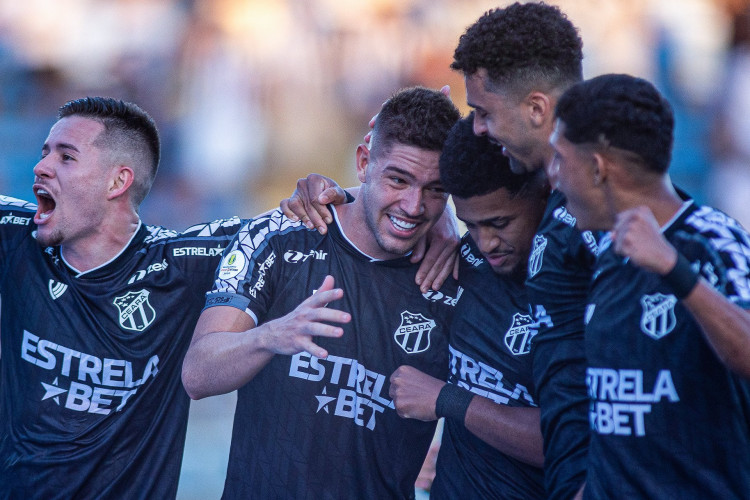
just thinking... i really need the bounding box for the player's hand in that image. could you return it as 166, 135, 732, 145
612, 206, 678, 275
263, 275, 350, 359
364, 85, 451, 146
280, 174, 348, 234
413, 205, 460, 292
389, 365, 445, 421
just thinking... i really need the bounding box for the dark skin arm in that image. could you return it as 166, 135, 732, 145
614, 206, 750, 378
389, 365, 544, 467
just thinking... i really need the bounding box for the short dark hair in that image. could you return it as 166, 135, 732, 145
440, 114, 546, 199
370, 86, 460, 160
58, 97, 160, 208
555, 74, 674, 173
451, 2, 583, 97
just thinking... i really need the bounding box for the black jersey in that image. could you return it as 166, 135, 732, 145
430, 235, 544, 500
205, 207, 457, 500
525, 190, 598, 499
584, 201, 750, 499
0, 195, 244, 499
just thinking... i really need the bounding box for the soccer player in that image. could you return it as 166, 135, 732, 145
388, 114, 548, 498
551, 73, 750, 498
0, 97, 246, 498
181, 86, 461, 498
0, 96, 457, 499
450, 4, 595, 498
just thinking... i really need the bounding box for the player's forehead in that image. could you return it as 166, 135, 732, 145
375, 142, 442, 184
45, 116, 104, 150
454, 188, 517, 221
465, 69, 513, 109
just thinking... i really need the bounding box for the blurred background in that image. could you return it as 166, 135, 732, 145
1, 0, 749, 497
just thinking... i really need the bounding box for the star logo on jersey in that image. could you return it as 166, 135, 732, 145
113, 290, 156, 332
315, 386, 336, 414
528, 235, 547, 278
504, 313, 535, 355
41, 377, 67, 405
394, 311, 435, 354
640, 293, 677, 340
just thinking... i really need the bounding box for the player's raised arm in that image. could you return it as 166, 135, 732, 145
182, 275, 350, 399
613, 206, 750, 379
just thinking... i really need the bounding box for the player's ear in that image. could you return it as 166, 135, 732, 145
592, 152, 608, 186
356, 144, 370, 183
525, 91, 553, 129
108, 165, 135, 200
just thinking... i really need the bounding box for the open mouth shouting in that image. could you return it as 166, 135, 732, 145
33, 186, 57, 224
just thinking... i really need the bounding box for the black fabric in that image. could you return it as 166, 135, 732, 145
0, 195, 246, 499
583, 202, 750, 499
430, 234, 544, 500
207, 207, 457, 500
525, 190, 597, 500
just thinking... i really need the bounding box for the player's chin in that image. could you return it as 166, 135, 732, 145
34, 226, 63, 248
382, 232, 423, 256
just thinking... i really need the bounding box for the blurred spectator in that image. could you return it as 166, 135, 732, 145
709, 3, 750, 227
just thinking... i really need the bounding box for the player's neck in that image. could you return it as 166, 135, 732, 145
334, 199, 406, 261
615, 175, 685, 227
61, 214, 140, 274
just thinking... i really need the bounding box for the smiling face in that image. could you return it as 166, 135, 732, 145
32, 116, 113, 248
454, 187, 546, 277
465, 69, 554, 176
355, 142, 447, 259
550, 119, 610, 231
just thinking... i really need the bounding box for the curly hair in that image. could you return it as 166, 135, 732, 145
555, 74, 674, 174
451, 2, 583, 96
440, 114, 547, 199
58, 97, 160, 208
371, 86, 460, 159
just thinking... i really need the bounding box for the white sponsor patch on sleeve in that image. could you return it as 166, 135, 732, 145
219, 250, 246, 280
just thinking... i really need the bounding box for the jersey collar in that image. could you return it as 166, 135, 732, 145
328, 205, 414, 267
62, 220, 147, 278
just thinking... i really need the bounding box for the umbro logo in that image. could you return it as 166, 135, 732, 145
48, 280, 68, 300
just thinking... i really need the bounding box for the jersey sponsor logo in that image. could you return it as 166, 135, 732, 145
639, 293, 677, 340
582, 230, 599, 255
218, 250, 246, 280
553, 206, 577, 227
448, 344, 535, 405
283, 249, 328, 264
172, 246, 224, 257
587, 367, 679, 437
528, 235, 547, 278
421, 287, 462, 307
504, 312, 535, 355
21, 330, 159, 415
0, 213, 32, 225
48, 279, 68, 300
128, 259, 168, 284
249, 252, 276, 298
460, 243, 484, 267
113, 290, 156, 332
394, 311, 435, 354
289, 352, 394, 431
